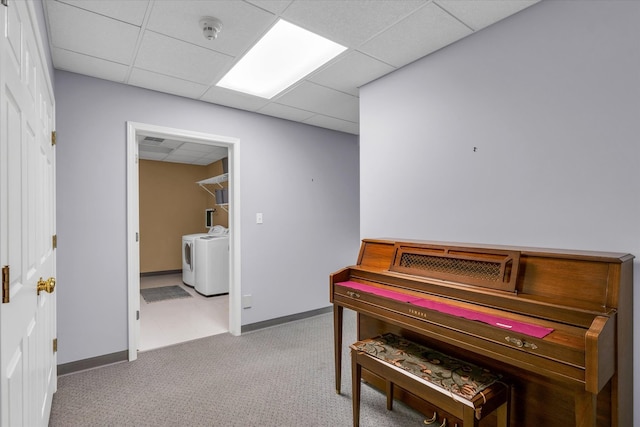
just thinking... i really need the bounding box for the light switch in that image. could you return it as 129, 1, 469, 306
256, 213, 263, 224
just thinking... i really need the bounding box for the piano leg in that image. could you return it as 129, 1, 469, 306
574, 391, 597, 427
334, 305, 343, 394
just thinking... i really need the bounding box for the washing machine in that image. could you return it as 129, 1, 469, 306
194, 234, 229, 296
182, 233, 207, 286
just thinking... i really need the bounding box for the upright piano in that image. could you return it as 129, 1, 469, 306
330, 239, 633, 427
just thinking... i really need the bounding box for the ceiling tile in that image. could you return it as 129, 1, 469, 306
200, 86, 270, 111
309, 51, 396, 96
146, 0, 277, 57
52, 48, 129, 83
163, 156, 199, 164
54, 0, 150, 26
46, 1, 140, 64
157, 139, 184, 150
435, 1, 539, 31
178, 142, 218, 153
201, 147, 228, 161
245, 0, 293, 15
257, 103, 316, 122
360, 2, 473, 68
129, 68, 208, 99
282, 0, 427, 46
275, 81, 359, 122
303, 114, 359, 135
134, 31, 233, 84
138, 139, 226, 165
192, 158, 216, 166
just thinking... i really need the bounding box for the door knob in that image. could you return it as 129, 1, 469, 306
37, 277, 56, 295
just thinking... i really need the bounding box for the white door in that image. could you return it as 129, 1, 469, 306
0, 1, 57, 426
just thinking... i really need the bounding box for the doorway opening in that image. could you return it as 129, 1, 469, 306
126, 122, 241, 361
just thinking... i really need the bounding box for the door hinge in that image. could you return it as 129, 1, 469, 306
53, 338, 58, 353
136, 310, 140, 320
52, 234, 57, 249
2, 265, 9, 304
135, 232, 139, 242
51, 131, 56, 146
1, 0, 7, 8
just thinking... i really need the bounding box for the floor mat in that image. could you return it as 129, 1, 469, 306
141, 285, 192, 303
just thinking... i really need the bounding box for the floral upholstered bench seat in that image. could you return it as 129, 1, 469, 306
350, 333, 510, 427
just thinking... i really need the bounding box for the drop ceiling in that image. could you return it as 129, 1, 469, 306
137, 135, 229, 165
44, 0, 539, 139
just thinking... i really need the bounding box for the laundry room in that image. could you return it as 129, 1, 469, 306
137, 143, 230, 351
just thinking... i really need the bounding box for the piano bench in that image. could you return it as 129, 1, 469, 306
350, 334, 510, 427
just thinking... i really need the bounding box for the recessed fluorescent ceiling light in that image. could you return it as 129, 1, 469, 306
216, 19, 347, 99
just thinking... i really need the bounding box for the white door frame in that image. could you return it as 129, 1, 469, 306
126, 122, 241, 361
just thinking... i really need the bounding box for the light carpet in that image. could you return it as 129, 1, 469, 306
49, 310, 425, 426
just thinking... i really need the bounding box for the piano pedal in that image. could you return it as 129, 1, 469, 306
423, 412, 448, 427
423, 412, 437, 424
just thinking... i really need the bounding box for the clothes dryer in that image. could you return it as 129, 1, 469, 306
194, 235, 229, 296
182, 233, 207, 286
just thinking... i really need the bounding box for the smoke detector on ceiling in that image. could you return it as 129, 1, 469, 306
200, 16, 222, 40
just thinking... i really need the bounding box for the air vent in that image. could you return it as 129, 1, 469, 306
142, 136, 165, 144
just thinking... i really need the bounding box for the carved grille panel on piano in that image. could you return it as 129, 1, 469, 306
330, 239, 633, 427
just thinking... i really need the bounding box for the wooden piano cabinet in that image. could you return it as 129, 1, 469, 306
330, 239, 634, 427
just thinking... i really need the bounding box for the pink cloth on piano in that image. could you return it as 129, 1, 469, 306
336, 281, 553, 339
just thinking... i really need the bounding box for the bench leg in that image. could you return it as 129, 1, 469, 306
351, 351, 361, 427
386, 381, 394, 410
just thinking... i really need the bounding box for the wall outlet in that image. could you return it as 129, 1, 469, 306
256, 213, 263, 224
242, 294, 252, 309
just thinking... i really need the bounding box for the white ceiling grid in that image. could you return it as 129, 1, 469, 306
44, 0, 539, 145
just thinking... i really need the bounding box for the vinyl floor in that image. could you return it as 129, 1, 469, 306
139, 272, 229, 352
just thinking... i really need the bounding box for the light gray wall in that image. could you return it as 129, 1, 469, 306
360, 0, 639, 422
55, 71, 360, 364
